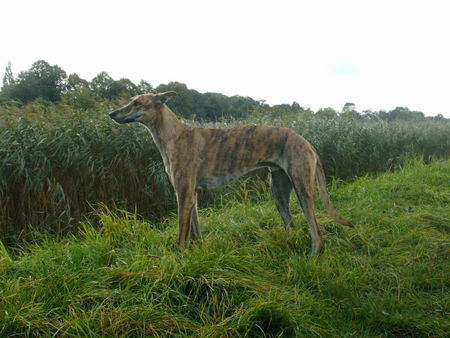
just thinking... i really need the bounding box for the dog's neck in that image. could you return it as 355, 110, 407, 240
142, 104, 187, 162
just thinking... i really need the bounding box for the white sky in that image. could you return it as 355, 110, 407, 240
1, 0, 449, 117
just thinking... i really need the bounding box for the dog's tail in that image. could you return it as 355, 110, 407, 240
315, 156, 354, 227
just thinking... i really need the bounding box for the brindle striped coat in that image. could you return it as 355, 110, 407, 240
109, 92, 353, 255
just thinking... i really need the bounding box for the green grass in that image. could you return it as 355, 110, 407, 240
1, 159, 448, 336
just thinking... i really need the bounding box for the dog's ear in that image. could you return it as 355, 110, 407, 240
154, 91, 177, 104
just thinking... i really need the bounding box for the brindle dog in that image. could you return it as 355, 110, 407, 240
109, 92, 353, 255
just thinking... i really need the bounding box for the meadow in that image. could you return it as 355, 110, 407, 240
1, 100, 449, 244
0, 159, 448, 336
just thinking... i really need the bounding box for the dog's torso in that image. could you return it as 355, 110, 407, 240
164, 124, 312, 191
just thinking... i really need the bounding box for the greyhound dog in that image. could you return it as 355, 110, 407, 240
109, 92, 353, 255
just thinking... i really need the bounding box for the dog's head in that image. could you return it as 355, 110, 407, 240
109, 91, 177, 124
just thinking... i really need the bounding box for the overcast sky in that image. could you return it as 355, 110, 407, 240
1, 0, 449, 117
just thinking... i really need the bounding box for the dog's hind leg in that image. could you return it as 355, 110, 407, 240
289, 162, 323, 255
176, 187, 197, 248
270, 169, 294, 228
190, 200, 201, 241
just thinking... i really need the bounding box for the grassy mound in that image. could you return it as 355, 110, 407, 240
1, 160, 449, 336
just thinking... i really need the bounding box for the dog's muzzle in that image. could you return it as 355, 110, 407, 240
109, 110, 121, 121
109, 110, 133, 124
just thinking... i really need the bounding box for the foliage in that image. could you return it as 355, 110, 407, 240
1, 101, 449, 244
270, 101, 305, 114
0, 60, 301, 121
155, 81, 263, 120
364, 106, 427, 121
2, 62, 14, 88
0, 59, 449, 244
62, 86, 99, 111
0, 160, 448, 336
2, 59, 448, 120
66, 73, 89, 90
136, 79, 153, 94
0, 101, 175, 244
89, 72, 140, 100
315, 107, 338, 118
4, 60, 67, 102
342, 102, 356, 113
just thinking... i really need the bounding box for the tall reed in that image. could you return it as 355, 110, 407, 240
1, 102, 449, 243
0, 102, 174, 244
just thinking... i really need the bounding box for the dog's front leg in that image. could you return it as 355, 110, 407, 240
176, 187, 197, 248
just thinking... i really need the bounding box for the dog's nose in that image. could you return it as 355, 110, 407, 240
109, 110, 126, 124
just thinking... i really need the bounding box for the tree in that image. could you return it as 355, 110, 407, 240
90, 72, 115, 99
316, 107, 338, 118
62, 86, 99, 111
90, 72, 140, 99
433, 114, 445, 121
0, 62, 16, 100
137, 80, 153, 94
342, 102, 356, 113
66, 73, 89, 90
113, 78, 139, 96
375, 110, 389, 120
6, 60, 67, 102
271, 104, 292, 114
341, 110, 361, 119
229, 95, 262, 118
156, 82, 197, 118
2, 62, 15, 88
29, 60, 67, 101
290, 102, 302, 113
388, 107, 424, 120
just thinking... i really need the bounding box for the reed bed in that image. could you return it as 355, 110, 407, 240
1, 102, 449, 243
0, 102, 174, 244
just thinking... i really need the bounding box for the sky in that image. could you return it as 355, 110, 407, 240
1, 0, 449, 117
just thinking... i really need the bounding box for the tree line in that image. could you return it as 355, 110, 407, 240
0, 60, 446, 121
0, 60, 271, 120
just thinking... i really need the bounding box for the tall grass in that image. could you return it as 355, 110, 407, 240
0, 160, 448, 336
1, 102, 449, 243
0, 101, 175, 244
